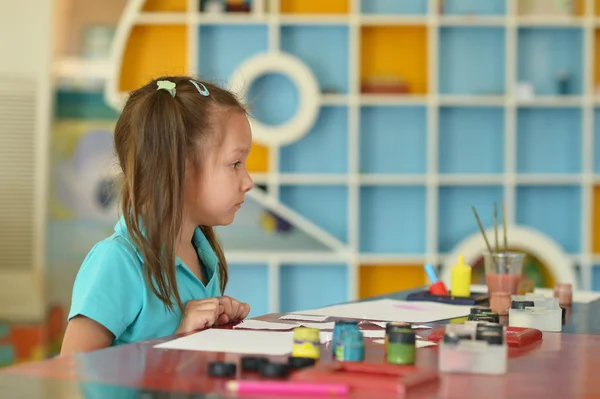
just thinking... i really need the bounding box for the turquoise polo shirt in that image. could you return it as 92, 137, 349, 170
68, 216, 221, 346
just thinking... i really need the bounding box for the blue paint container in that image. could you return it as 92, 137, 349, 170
335, 330, 364, 362
332, 320, 359, 355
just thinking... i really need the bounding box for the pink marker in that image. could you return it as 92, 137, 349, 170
226, 381, 349, 396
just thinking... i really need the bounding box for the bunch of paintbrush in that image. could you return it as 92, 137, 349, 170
471, 202, 508, 257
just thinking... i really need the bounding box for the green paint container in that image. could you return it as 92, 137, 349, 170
384, 322, 412, 354
387, 329, 416, 365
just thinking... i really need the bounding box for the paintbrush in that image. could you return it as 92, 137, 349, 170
502, 200, 508, 253
472, 206, 495, 256
494, 202, 499, 253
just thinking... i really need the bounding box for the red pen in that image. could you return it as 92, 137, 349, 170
226, 381, 349, 396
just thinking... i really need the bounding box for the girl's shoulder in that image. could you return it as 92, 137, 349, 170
79, 233, 144, 278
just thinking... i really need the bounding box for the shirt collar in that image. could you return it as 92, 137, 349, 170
114, 215, 219, 277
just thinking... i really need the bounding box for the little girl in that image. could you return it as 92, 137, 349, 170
61, 76, 254, 354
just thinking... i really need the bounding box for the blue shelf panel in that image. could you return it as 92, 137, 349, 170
441, 0, 506, 15
198, 25, 268, 84
594, 108, 600, 174
226, 263, 269, 318
359, 106, 427, 174
360, 186, 426, 253
280, 26, 349, 94
280, 186, 348, 243
248, 73, 298, 126
516, 108, 581, 174
592, 266, 600, 291
280, 107, 348, 173
438, 186, 504, 252
280, 264, 348, 312
438, 107, 505, 174
439, 27, 506, 95
517, 28, 583, 95
360, 0, 427, 15
516, 186, 581, 253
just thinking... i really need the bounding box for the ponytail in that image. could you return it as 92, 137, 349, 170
116, 86, 187, 312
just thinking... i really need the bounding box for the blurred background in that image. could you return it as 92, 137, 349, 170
1, 0, 598, 367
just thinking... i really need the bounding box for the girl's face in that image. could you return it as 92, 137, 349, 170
183, 110, 254, 227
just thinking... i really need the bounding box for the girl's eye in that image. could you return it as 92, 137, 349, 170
231, 161, 241, 169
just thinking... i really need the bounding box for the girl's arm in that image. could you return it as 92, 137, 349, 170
60, 315, 114, 355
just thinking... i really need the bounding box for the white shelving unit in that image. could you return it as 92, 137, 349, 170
95, 0, 600, 314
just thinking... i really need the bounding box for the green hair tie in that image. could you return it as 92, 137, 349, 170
156, 80, 176, 97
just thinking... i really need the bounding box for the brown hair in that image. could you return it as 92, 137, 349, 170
114, 76, 245, 312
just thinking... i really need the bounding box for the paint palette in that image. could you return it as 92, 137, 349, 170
406, 290, 489, 306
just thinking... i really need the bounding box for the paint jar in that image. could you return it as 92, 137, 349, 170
467, 313, 498, 323
387, 329, 416, 365
384, 322, 412, 353
335, 330, 364, 362
553, 283, 572, 306
292, 327, 320, 359
490, 292, 511, 315
332, 320, 359, 355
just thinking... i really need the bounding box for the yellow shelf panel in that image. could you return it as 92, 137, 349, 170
361, 26, 428, 95
280, 0, 349, 14
575, 0, 584, 15
359, 264, 426, 300
247, 143, 269, 173
592, 186, 600, 253
143, 0, 187, 12
594, 29, 600, 91
120, 25, 187, 92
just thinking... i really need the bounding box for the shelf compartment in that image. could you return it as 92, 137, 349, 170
440, 0, 506, 16
594, 29, 600, 94
438, 186, 504, 253
516, 108, 581, 174
360, 26, 428, 95
439, 27, 505, 95
438, 107, 505, 174
119, 25, 187, 92
593, 266, 600, 290
248, 73, 299, 126
517, 27, 583, 96
359, 186, 426, 253
280, 26, 349, 94
592, 186, 600, 254
280, 264, 348, 312
247, 143, 269, 173
226, 263, 269, 318
143, 0, 187, 12
516, 186, 581, 253
360, 0, 427, 15
359, 264, 427, 299
280, 0, 349, 14
280, 107, 348, 173
280, 185, 348, 243
359, 106, 426, 174
519, 0, 584, 16
198, 24, 268, 83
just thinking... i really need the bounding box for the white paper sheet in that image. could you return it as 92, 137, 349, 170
298, 322, 336, 330
360, 330, 422, 339
369, 321, 432, 330
280, 314, 329, 322
155, 329, 332, 355
291, 299, 472, 323
233, 320, 299, 330
372, 339, 436, 348
470, 284, 600, 304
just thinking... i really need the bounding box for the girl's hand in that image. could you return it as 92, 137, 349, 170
216, 296, 250, 325
175, 298, 224, 334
